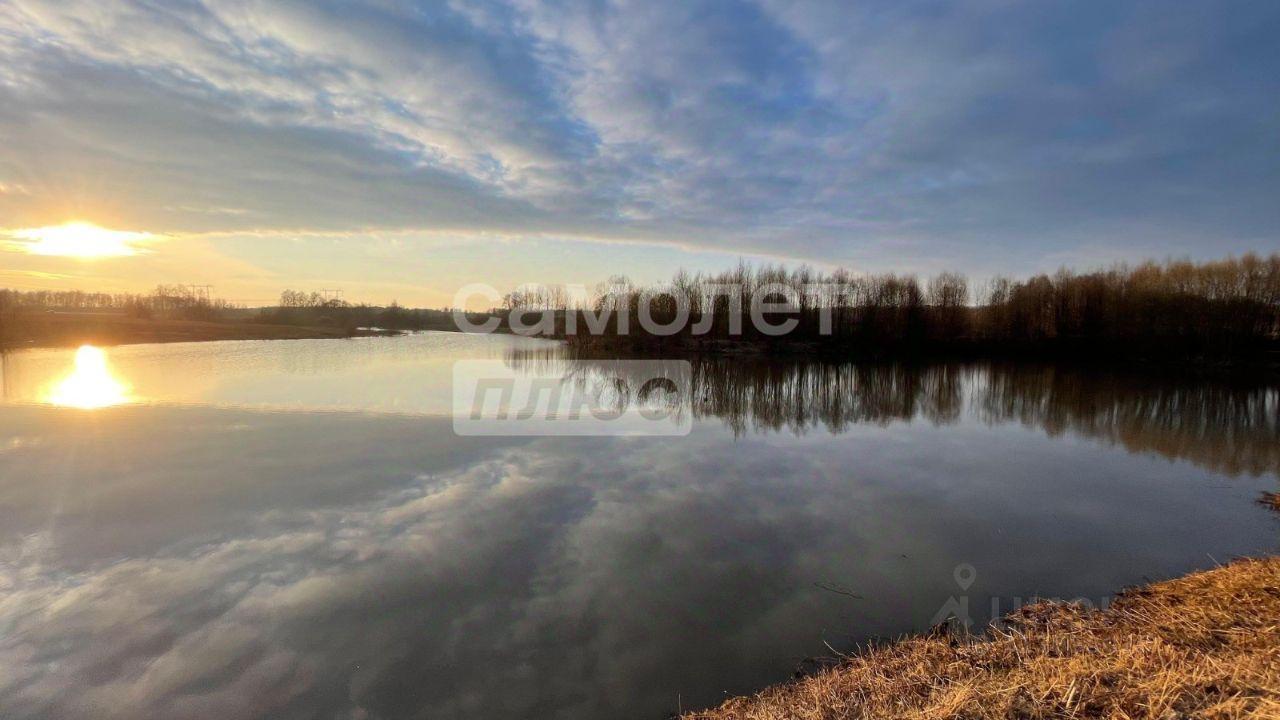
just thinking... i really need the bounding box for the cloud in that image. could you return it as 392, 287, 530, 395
0, 0, 1277, 275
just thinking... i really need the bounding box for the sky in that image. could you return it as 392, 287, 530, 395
1, 0, 1278, 306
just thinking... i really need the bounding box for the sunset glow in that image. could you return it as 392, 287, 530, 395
12, 222, 153, 258
47, 346, 132, 409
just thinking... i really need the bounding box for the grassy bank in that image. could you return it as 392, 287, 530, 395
685, 557, 1280, 720
0, 311, 388, 350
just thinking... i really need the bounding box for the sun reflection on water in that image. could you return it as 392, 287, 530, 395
47, 346, 132, 409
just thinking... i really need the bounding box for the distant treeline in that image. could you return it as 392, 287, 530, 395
0, 285, 235, 320
259, 290, 479, 332
0, 285, 501, 334
6, 253, 1278, 357
539, 254, 1280, 358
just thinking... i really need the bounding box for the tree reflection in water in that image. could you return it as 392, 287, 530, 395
507, 348, 1280, 477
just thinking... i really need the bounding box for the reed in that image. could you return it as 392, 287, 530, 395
684, 557, 1280, 720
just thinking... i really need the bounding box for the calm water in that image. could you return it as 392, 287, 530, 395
0, 333, 1277, 719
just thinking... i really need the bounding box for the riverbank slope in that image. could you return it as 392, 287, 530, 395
685, 557, 1280, 719
0, 311, 389, 350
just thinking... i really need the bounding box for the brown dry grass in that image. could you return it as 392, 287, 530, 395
686, 558, 1280, 720
0, 311, 370, 349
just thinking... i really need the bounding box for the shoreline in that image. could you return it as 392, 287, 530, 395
564, 334, 1280, 367
683, 556, 1280, 719
6, 316, 1277, 381
553, 338, 1280, 379
0, 311, 398, 351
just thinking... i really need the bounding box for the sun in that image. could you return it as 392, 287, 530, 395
10, 222, 153, 258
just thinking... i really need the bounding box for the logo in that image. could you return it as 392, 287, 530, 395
453, 359, 693, 436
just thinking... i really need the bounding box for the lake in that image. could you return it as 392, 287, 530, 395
0, 332, 1277, 719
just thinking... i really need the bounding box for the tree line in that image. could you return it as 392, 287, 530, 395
5, 253, 1277, 356
542, 254, 1280, 358
260, 291, 462, 332
0, 285, 234, 320
0, 285, 473, 333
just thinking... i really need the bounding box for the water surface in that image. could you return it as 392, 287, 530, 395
0, 333, 1276, 719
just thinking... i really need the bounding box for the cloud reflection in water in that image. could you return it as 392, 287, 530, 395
0, 399, 1275, 719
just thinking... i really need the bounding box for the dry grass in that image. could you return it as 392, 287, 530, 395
1261, 493, 1280, 513
686, 558, 1280, 720
0, 311, 370, 349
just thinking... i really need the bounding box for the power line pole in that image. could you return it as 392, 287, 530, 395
184, 284, 214, 302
